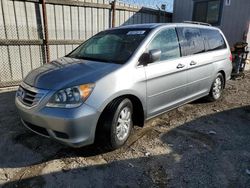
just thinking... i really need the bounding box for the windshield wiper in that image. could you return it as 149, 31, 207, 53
70, 55, 119, 64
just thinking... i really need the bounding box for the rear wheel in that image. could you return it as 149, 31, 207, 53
102, 98, 133, 149
206, 73, 224, 101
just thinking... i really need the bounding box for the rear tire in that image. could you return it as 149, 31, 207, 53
102, 98, 133, 149
206, 73, 224, 102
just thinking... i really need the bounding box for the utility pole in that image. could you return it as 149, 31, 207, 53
156, 5, 161, 23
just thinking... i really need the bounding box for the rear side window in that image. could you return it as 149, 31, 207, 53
176, 27, 205, 56
148, 28, 180, 62
200, 29, 227, 51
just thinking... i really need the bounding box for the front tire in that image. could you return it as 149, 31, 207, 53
102, 98, 133, 149
206, 73, 224, 101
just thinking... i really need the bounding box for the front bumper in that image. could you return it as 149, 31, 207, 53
15, 97, 100, 148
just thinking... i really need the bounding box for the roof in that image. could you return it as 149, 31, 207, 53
111, 23, 218, 30
118, 23, 167, 29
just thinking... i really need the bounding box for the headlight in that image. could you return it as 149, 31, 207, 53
46, 83, 95, 108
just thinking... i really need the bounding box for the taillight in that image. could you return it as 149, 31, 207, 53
229, 54, 233, 62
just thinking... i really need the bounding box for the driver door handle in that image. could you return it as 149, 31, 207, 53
177, 63, 185, 69
190, 61, 197, 66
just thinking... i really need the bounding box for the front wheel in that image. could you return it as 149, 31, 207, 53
206, 73, 224, 101
102, 98, 133, 149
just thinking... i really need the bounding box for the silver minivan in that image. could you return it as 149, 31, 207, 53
15, 23, 232, 149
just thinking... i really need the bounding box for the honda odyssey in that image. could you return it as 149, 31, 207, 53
15, 23, 233, 149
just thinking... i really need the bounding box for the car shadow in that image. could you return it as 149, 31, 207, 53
0, 90, 119, 168
1, 90, 250, 187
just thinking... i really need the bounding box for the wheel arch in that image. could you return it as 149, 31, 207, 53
218, 70, 226, 88
95, 94, 145, 140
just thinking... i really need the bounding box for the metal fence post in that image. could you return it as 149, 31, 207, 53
111, 0, 116, 28
41, 0, 50, 63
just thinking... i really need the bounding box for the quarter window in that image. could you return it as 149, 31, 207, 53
148, 28, 180, 62
177, 27, 205, 56
201, 29, 227, 51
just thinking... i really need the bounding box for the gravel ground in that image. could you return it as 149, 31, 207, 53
0, 72, 250, 188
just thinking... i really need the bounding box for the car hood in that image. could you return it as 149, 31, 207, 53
23, 57, 121, 90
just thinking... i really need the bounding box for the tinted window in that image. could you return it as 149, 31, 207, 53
148, 28, 180, 62
177, 27, 205, 56
201, 29, 226, 51
193, 1, 207, 22
207, 1, 221, 23
193, 0, 222, 25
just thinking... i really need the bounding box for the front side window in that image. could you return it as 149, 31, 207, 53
147, 28, 180, 62
193, 0, 222, 25
68, 29, 152, 64
177, 27, 205, 56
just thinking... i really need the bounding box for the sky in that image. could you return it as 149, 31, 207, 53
119, 0, 174, 12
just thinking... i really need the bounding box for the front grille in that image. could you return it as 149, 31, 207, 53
16, 83, 46, 107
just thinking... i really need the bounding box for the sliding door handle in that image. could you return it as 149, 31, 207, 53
190, 61, 197, 66
177, 64, 185, 69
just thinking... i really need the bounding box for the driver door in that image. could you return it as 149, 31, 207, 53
144, 28, 188, 117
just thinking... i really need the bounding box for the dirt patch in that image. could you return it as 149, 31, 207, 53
0, 73, 250, 187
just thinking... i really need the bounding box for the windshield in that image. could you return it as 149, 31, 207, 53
67, 28, 152, 64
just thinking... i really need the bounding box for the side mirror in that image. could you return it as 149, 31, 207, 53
139, 49, 161, 65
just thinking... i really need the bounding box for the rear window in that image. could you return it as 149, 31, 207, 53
200, 29, 227, 51
176, 27, 205, 56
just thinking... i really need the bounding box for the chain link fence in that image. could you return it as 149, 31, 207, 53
0, 25, 83, 87
0, 24, 45, 87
